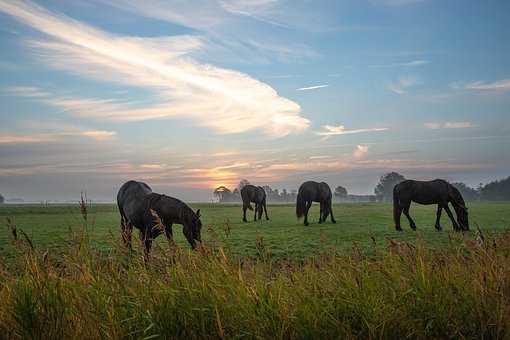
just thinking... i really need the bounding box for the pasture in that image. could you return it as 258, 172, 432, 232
0, 202, 509, 338
1, 201, 509, 258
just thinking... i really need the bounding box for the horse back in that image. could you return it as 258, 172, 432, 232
117, 181, 153, 223
396, 179, 450, 205
241, 185, 265, 204
298, 181, 331, 202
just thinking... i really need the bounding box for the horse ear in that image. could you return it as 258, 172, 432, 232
196, 209, 201, 217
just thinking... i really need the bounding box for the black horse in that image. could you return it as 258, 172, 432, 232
241, 185, 269, 222
393, 179, 469, 231
296, 181, 336, 226
117, 180, 202, 254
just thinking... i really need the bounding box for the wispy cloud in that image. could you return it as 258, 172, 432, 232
80, 130, 117, 140
0, 130, 116, 144
370, 60, 429, 68
296, 84, 329, 91
424, 121, 475, 129
316, 125, 388, 137
353, 145, 369, 159
99, 0, 322, 61
309, 155, 331, 160
388, 76, 419, 94
461, 79, 510, 92
0, 1, 309, 137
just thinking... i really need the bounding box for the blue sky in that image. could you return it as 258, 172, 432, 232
0, 0, 509, 201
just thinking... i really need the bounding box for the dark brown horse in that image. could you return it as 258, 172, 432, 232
241, 185, 269, 222
393, 179, 469, 231
296, 181, 336, 226
117, 180, 202, 254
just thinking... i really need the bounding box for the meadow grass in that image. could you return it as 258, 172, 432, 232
1, 202, 509, 258
0, 212, 509, 339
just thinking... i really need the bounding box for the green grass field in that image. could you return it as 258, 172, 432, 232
1, 202, 509, 338
1, 202, 509, 258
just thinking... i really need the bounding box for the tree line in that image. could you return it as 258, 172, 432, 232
213, 174, 510, 203
1, 174, 509, 204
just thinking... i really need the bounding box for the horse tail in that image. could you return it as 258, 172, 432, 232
296, 192, 306, 218
393, 185, 401, 225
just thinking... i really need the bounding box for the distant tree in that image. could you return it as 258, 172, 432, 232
452, 182, 479, 201
238, 179, 250, 191
334, 186, 348, 200
480, 176, 510, 201
213, 186, 232, 202
0, 193, 4, 204
281, 189, 289, 202
374, 172, 406, 202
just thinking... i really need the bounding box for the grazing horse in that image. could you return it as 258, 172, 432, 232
393, 179, 469, 231
296, 181, 336, 226
117, 180, 202, 254
241, 185, 269, 222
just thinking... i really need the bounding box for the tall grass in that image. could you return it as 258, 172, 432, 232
0, 217, 509, 339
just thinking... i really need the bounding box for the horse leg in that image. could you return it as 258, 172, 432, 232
329, 200, 336, 224
444, 204, 460, 231
304, 201, 312, 226
254, 203, 258, 221
139, 229, 152, 260
435, 205, 443, 231
257, 203, 262, 220
403, 204, 417, 230
318, 202, 324, 224
263, 201, 269, 220
243, 206, 248, 222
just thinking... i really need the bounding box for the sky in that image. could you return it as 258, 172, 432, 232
0, 0, 509, 202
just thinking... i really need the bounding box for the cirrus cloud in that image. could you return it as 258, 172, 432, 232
315, 124, 388, 139
0, 0, 309, 137
424, 121, 474, 129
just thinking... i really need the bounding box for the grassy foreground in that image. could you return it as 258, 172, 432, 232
0, 222, 509, 339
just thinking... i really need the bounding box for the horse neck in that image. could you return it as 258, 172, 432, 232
177, 204, 196, 225
448, 186, 465, 208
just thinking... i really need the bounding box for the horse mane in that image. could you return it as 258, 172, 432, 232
145, 193, 163, 212
448, 184, 466, 209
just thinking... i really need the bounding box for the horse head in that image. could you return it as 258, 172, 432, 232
184, 208, 202, 249
456, 204, 469, 231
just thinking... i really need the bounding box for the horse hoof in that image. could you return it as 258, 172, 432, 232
332, 220, 337, 224
304, 222, 309, 226
395, 227, 403, 232
243, 219, 247, 223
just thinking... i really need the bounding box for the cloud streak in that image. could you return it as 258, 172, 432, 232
463, 79, 510, 92
424, 121, 475, 129
0, 0, 309, 137
369, 60, 429, 68
296, 84, 329, 91
388, 76, 419, 94
0, 130, 116, 144
316, 125, 388, 137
